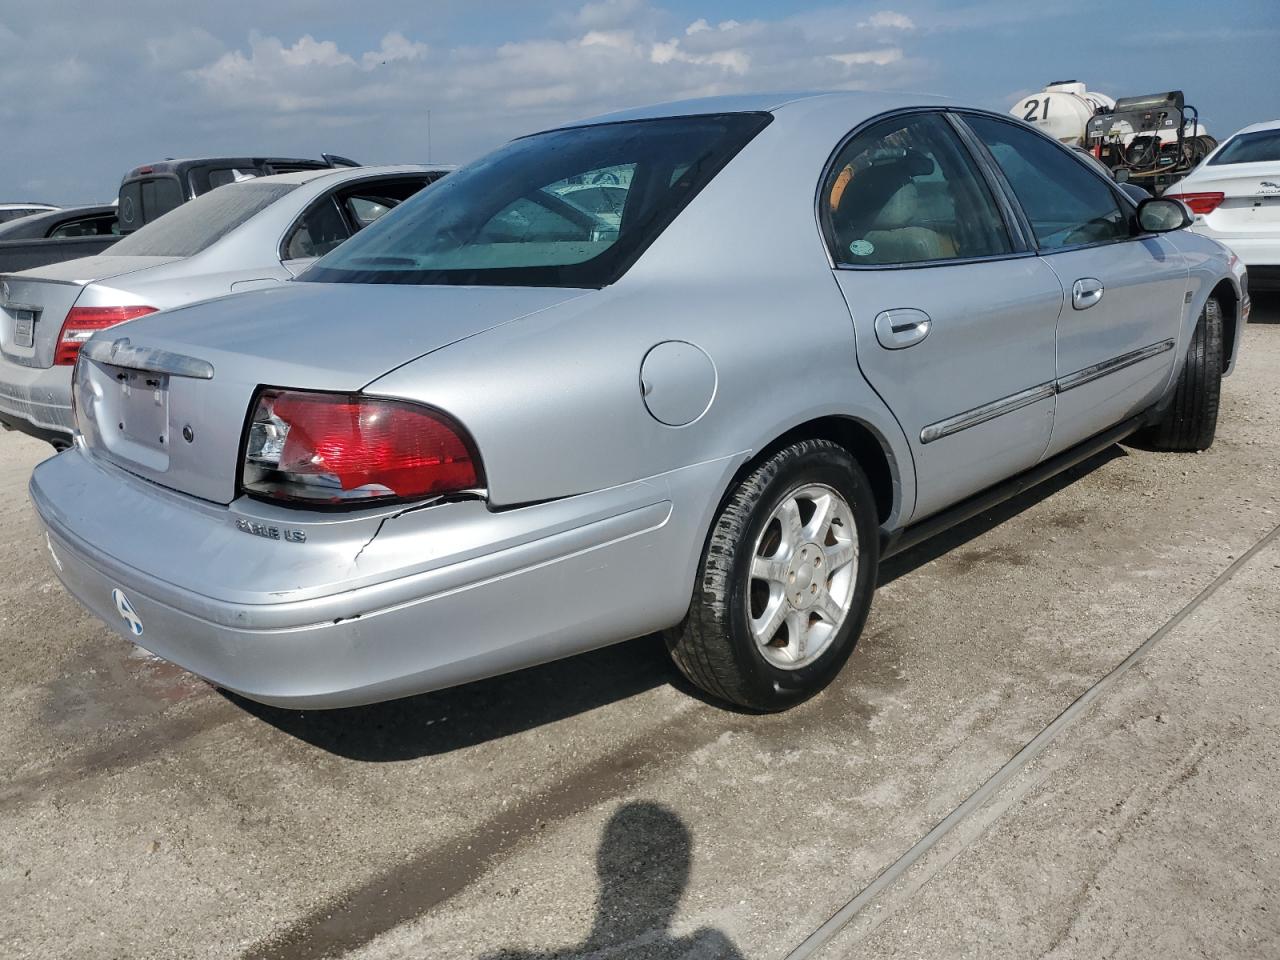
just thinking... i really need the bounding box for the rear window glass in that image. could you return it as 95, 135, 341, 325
118, 177, 183, 232
1209, 129, 1280, 166
301, 113, 770, 288
48, 214, 118, 239
207, 167, 262, 189
110, 182, 296, 258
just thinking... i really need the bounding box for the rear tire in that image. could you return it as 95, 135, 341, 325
1144, 297, 1223, 451
666, 439, 879, 712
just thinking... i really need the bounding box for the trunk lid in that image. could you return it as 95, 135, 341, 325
75, 281, 586, 504
1183, 163, 1280, 236
1, 256, 178, 369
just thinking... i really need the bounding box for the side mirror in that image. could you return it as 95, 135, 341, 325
1136, 197, 1192, 233
1113, 168, 1131, 184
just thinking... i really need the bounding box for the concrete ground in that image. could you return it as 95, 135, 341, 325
1, 296, 1278, 960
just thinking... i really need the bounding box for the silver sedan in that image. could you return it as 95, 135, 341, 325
0, 164, 449, 447
30, 92, 1247, 711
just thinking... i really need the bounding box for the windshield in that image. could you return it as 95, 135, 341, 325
109, 182, 296, 258
1209, 129, 1280, 166
301, 113, 770, 288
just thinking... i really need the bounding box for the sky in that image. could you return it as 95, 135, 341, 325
2, 0, 1277, 203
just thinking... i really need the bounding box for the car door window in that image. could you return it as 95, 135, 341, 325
284, 197, 352, 260
964, 114, 1130, 251
823, 112, 1012, 266
339, 178, 433, 229
48, 214, 118, 239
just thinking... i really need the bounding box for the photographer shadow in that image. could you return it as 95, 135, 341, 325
481, 801, 745, 960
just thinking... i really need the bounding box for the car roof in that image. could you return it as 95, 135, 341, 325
251, 163, 453, 186
121, 157, 329, 178
562, 90, 955, 129
0, 202, 58, 210
1230, 119, 1280, 136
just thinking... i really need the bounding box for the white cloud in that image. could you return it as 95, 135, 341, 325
362, 32, 428, 67
0, 0, 927, 201
830, 47, 904, 67
861, 11, 916, 30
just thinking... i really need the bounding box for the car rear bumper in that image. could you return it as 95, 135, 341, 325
1244, 265, 1280, 292
0, 361, 73, 440
31, 446, 723, 708
1188, 229, 1280, 272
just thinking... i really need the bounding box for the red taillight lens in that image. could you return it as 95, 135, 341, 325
1164, 192, 1225, 216
55, 305, 158, 365
241, 389, 481, 505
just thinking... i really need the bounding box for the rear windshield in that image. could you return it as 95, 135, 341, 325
1209, 129, 1280, 166
301, 113, 770, 288
110, 182, 296, 258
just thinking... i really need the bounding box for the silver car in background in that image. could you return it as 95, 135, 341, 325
0, 164, 449, 446
31, 93, 1246, 713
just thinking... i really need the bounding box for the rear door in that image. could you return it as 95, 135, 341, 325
962, 113, 1187, 458
823, 110, 1064, 522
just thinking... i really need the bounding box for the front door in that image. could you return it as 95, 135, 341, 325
962, 113, 1188, 457
821, 111, 1063, 523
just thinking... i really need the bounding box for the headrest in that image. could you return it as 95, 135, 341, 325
868, 181, 920, 229
859, 147, 935, 179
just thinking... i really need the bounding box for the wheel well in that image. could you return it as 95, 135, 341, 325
1211, 280, 1239, 371
738, 417, 897, 525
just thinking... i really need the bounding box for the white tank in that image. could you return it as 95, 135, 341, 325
1010, 81, 1115, 145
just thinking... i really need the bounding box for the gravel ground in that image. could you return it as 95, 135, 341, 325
1, 295, 1277, 959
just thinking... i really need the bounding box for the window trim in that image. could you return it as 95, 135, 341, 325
951, 110, 1148, 258
815, 107, 1035, 273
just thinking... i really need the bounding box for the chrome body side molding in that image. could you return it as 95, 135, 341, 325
1055, 339, 1175, 393
920, 339, 1177, 444
920, 382, 1055, 444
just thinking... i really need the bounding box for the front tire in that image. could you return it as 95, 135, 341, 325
667, 439, 879, 711
1144, 297, 1223, 451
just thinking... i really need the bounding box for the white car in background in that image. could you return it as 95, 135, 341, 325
1166, 120, 1280, 291
0, 164, 450, 447
0, 203, 59, 225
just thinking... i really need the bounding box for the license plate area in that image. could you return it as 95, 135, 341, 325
12, 309, 35, 348
98, 365, 171, 471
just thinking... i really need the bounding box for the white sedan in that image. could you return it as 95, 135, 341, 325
1166, 119, 1280, 291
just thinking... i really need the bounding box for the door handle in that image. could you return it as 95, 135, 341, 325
874, 308, 932, 349
1072, 278, 1104, 310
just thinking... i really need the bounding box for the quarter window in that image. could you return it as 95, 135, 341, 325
965, 114, 1129, 251
284, 197, 351, 260
823, 112, 1012, 266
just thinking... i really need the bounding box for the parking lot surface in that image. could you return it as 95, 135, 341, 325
2, 297, 1279, 959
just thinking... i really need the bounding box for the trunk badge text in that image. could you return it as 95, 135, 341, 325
235, 519, 307, 543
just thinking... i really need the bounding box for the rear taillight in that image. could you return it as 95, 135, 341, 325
1164, 192, 1225, 216
55, 305, 158, 365
241, 389, 481, 505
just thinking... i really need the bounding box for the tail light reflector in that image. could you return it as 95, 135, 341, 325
56, 305, 158, 365
241, 389, 481, 505
1164, 192, 1225, 216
